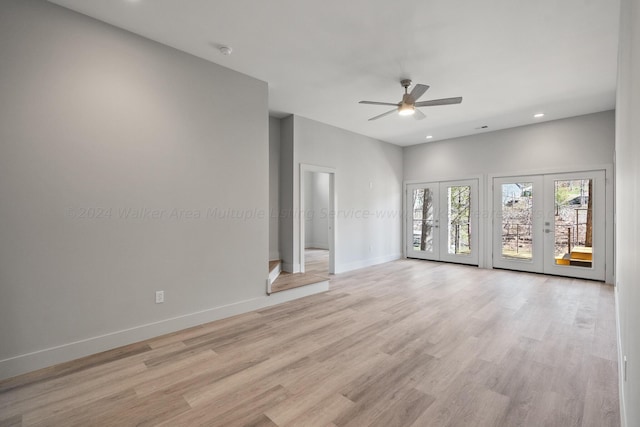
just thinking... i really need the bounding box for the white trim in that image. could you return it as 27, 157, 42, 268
0, 282, 329, 381
334, 253, 402, 274
404, 173, 485, 186
282, 261, 300, 273
615, 285, 627, 427
268, 262, 282, 286
305, 242, 330, 250
487, 163, 614, 179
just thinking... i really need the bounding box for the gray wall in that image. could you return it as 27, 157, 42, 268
278, 116, 295, 271
615, 0, 640, 424
292, 116, 404, 273
404, 111, 615, 181
304, 172, 330, 249
269, 117, 281, 260
0, 0, 277, 379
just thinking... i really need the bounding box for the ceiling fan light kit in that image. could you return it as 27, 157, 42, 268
359, 79, 463, 121
398, 103, 415, 116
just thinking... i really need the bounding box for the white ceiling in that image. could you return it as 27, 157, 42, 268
48, 0, 620, 146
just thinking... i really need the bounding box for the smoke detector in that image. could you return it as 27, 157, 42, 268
218, 46, 233, 56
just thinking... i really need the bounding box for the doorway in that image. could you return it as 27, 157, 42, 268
406, 179, 479, 266
300, 165, 336, 274
303, 171, 330, 274
492, 170, 605, 281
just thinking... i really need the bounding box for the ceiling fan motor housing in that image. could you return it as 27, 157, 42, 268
401, 79, 415, 108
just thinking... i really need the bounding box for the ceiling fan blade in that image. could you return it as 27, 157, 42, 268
415, 97, 463, 107
359, 101, 400, 107
413, 109, 426, 120
409, 84, 430, 101
368, 108, 398, 121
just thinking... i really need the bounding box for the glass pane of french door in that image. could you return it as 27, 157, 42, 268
414, 188, 435, 252
406, 183, 439, 260
438, 179, 479, 265
492, 176, 543, 273
446, 185, 471, 255
552, 178, 593, 268
500, 182, 533, 259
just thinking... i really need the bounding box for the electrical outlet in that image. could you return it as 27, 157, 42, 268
155, 290, 164, 304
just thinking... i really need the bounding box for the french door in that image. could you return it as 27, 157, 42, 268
406, 179, 479, 266
492, 170, 605, 281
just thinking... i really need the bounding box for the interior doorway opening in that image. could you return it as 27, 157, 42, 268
300, 165, 336, 275
303, 171, 330, 275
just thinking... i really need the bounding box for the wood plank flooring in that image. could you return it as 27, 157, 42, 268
0, 259, 620, 426
304, 248, 329, 275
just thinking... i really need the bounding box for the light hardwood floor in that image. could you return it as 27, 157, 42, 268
304, 248, 329, 275
0, 260, 619, 426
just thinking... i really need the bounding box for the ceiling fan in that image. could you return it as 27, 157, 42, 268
359, 79, 463, 121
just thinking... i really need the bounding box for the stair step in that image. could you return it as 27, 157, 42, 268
555, 254, 593, 267
569, 259, 592, 267
268, 260, 282, 285
570, 246, 592, 261
271, 271, 329, 293
269, 260, 280, 273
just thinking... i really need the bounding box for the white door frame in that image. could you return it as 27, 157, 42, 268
488, 164, 613, 283
542, 170, 606, 280
300, 164, 336, 274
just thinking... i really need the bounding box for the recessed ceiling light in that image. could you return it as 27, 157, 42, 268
426, 135, 433, 139
534, 113, 545, 118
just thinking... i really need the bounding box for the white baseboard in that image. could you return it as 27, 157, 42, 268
614, 285, 627, 427
268, 262, 282, 284
335, 253, 402, 274
305, 243, 329, 250
0, 282, 329, 381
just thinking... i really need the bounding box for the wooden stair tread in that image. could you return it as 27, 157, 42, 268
556, 255, 593, 266
570, 246, 593, 261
